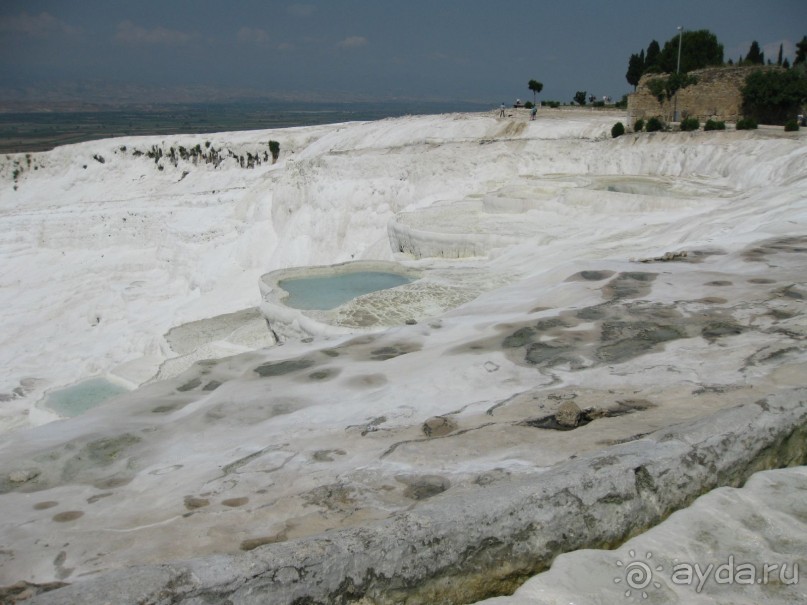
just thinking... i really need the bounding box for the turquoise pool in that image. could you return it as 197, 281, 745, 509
44, 378, 128, 417
279, 271, 413, 310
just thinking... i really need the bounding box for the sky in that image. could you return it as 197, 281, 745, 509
0, 0, 804, 107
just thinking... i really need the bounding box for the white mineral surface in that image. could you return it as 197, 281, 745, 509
477, 465, 807, 604
0, 109, 805, 604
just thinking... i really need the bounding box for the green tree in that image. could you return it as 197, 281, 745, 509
777, 44, 783, 66
742, 69, 807, 124
574, 91, 587, 106
645, 40, 661, 73
646, 78, 667, 103
795, 36, 807, 67
626, 51, 644, 89
657, 29, 723, 73
528, 79, 544, 104
665, 72, 698, 99
268, 140, 280, 163
744, 41, 764, 65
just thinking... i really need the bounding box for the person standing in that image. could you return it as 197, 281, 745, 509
499, 103, 506, 117
530, 105, 537, 120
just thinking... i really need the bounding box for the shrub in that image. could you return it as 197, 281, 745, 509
784, 120, 799, 131
742, 69, 807, 125
704, 119, 726, 131
523, 101, 534, 109
611, 122, 625, 138
736, 117, 758, 130
680, 117, 700, 131
646, 116, 665, 132
268, 140, 280, 163
646, 78, 666, 102
541, 100, 561, 108
633, 118, 645, 132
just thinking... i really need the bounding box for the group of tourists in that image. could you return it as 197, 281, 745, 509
499, 101, 538, 120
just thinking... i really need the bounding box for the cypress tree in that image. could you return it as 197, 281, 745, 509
744, 41, 764, 65
645, 40, 661, 72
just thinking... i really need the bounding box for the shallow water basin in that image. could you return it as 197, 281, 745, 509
44, 378, 128, 417
279, 271, 413, 310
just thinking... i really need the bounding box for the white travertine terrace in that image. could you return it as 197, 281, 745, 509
0, 109, 805, 604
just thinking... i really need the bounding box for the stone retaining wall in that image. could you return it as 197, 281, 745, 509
627, 65, 781, 125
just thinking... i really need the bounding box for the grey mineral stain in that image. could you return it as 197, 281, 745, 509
696, 297, 728, 304
54, 550, 74, 580
312, 449, 346, 462
345, 374, 388, 388
176, 377, 202, 392
240, 532, 287, 551
304, 368, 341, 382
742, 235, 807, 263
780, 285, 806, 300
254, 358, 316, 377
87, 492, 113, 504
369, 345, 416, 361
52, 511, 84, 522
398, 475, 451, 500
701, 321, 745, 342
302, 483, 356, 513
597, 320, 684, 364
601, 272, 657, 301
474, 468, 511, 486
566, 270, 616, 282
33, 501, 58, 510
151, 403, 183, 414
489, 298, 757, 372
17, 433, 145, 492
502, 327, 536, 349
93, 476, 132, 489
184, 496, 210, 510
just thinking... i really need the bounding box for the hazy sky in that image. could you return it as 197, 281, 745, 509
1, 0, 804, 106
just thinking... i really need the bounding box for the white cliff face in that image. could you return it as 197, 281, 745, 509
476, 465, 807, 605
0, 110, 805, 603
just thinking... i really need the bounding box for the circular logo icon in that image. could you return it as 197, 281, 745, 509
614, 550, 663, 599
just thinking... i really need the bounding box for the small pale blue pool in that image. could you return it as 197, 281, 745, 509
44, 378, 128, 417
279, 271, 413, 310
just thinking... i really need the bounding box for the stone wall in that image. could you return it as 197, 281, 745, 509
627, 65, 781, 125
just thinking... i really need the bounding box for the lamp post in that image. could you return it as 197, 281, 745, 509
674, 26, 683, 122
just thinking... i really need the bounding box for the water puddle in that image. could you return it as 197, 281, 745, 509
279, 271, 413, 310
43, 378, 128, 417
593, 177, 676, 197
